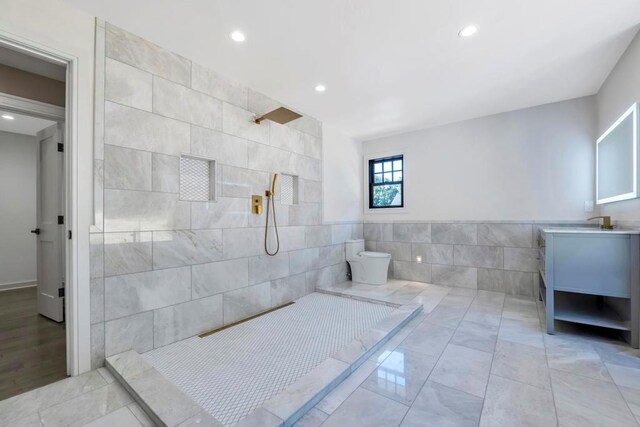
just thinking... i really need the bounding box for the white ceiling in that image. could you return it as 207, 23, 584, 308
64, 0, 640, 140
0, 111, 56, 136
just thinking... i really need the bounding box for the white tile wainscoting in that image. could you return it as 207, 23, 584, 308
364, 221, 595, 298
89, 21, 361, 369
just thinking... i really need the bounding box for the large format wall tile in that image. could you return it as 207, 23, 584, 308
411, 243, 454, 265
152, 229, 223, 269
105, 311, 153, 357
223, 282, 271, 324
364, 223, 393, 242
288, 203, 322, 226
192, 258, 249, 298
393, 223, 431, 243
318, 245, 345, 269
454, 245, 503, 269
247, 141, 291, 173
304, 134, 322, 160
377, 242, 412, 262
105, 58, 152, 111
290, 153, 322, 181
331, 224, 353, 245
303, 180, 322, 203
190, 126, 248, 168
153, 77, 222, 130
104, 190, 190, 232
154, 295, 223, 347
104, 232, 152, 276
249, 253, 290, 284
394, 261, 431, 282
432, 265, 478, 289
478, 224, 533, 248
90, 278, 104, 325
223, 103, 269, 144
105, 267, 191, 320
478, 269, 534, 296
105, 102, 190, 156
191, 62, 248, 108
151, 153, 179, 193
432, 224, 477, 245
270, 121, 306, 155
221, 165, 270, 198
271, 273, 308, 306
104, 145, 152, 191
223, 227, 266, 259
191, 198, 249, 229
105, 23, 191, 86
90, 233, 104, 279
289, 248, 320, 274
504, 248, 539, 273
305, 225, 332, 248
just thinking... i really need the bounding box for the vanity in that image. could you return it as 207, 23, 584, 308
539, 226, 640, 347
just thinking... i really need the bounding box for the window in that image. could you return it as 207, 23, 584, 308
369, 155, 403, 208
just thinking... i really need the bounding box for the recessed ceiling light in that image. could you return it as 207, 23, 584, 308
230, 31, 246, 42
459, 25, 478, 38
1, 114, 14, 120
315, 84, 326, 93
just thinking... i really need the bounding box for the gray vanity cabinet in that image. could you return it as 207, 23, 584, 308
539, 228, 640, 348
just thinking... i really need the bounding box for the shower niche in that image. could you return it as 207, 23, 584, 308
279, 173, 299, 206
179, 154, 217, 202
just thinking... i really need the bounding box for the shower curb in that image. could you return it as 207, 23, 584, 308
105, 350, 224, 426
107, 298, 422, 427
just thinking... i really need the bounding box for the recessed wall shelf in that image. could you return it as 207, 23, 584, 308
179, 154, 216, 202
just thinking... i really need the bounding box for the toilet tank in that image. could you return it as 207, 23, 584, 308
345, 239, 365, 260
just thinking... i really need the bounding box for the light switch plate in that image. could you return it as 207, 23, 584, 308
584, 200, 594, 213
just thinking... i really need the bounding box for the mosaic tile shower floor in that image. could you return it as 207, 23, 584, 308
143, 292, 394, 425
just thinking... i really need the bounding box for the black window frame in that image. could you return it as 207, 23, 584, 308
368, 155, 404, 209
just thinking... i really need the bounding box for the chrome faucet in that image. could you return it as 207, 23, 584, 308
587, 216, 614, 230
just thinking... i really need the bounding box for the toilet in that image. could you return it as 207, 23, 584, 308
345, 239, 391, 285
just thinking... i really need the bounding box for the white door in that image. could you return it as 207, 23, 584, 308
36, 123, 65, 322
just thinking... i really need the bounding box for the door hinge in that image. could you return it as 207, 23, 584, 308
58, 287, 65, 297
58, 215, 64, 225
57, 143, 64, 152
68, 230, 72, 240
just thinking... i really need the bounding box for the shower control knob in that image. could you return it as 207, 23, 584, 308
31, 228, 41, 235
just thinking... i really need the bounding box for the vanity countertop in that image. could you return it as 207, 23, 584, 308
541, 227, 640, 235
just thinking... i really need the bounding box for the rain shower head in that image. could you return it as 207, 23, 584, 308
254, 107, 302, 125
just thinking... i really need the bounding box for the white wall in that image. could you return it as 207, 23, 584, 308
0, 0, 96, 373
323, 123, 363, 222
362, 96, 597, 221
0, 131, 37, 286
597, 30, 640, 221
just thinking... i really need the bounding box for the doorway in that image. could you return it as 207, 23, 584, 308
0, 44, 69, 400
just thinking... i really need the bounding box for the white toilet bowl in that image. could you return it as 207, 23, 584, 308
345, 239, 391, 285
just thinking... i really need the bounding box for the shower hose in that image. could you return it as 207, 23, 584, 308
265, 192, 280, 256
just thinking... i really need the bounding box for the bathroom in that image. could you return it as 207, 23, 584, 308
1, 1, 640, 426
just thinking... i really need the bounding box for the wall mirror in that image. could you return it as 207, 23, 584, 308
597, 103, 638, 204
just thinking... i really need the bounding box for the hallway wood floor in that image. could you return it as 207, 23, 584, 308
0, 287, 66, 401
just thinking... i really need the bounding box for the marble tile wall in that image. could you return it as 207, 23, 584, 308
364, 222, 569, 297
89, 21, 362, 368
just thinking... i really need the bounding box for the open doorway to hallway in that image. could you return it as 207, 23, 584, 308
0, 44, 68, 400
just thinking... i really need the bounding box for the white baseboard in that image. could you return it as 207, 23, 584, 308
0, 281, 37, 291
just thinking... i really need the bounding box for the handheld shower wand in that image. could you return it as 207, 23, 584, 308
265, 173, 280, 256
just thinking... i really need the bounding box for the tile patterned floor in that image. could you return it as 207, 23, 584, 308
143, 293, 394, 426
4, 279, 640, 426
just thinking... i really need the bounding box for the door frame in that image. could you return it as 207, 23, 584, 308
0, 35, 84, 376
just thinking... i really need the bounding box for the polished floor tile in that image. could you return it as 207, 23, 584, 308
450, 320, 498, 353
544, 335, 612, 382
429, 344, 493, 398
480, 374, 556, 427
400, 381, 483, 427
550, 368, 637, 427
491, 340, 551, 390
362, 348, 437, 405
398, 321, 455, 357
497, 318, 544, 349
322, 388, 408, 427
